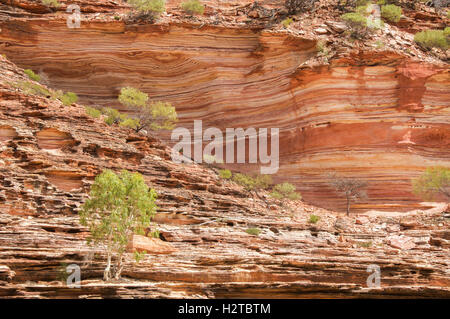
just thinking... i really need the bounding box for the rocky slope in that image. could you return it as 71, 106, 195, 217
0, 54, 449, 298
1, 0, 449, 212
0, 0, 449, 298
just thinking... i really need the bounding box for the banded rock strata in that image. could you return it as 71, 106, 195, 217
0, 15, 448, 212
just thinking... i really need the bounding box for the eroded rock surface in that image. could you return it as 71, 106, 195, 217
0, 56, 449, 298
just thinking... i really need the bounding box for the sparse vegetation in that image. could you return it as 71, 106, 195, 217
329, 174, 368, 216
245, 228, 261, 236
102, 107, 128, 126
42, 0, 61, 8
134, 251, 147, 263
412, 167, 450, 200
79, 169, 158, 281
181, 0, 205, 15
357, 241, 372, 248
85, 106, 101, 118
59, 91, 78, 106
232, 173, 273, 192
128, 0, 165, 16
414, 29, 449, 50
118, 87, 177, 132
270, 182, 301, 201
218, 169, 232, 179
24, 69, 41, 82
308, 214, 320, 224
10, 81, 51, 97
381, 4, 402, 22
282, 17, 294, 28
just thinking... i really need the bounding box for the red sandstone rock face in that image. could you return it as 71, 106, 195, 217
1, 17, 447, 212
0, 55, 449, 299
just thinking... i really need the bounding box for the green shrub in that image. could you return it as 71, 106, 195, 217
181, 0, 204, 15
24, 69, 41, 82
203, 154, 223, 165
381, 4, 402, 23
134, 251, 147, 263
282, 17, 293, 28
42, 0, 61, 7
270, 182, 301, 201
10, 81, 51, 97
128, 0, 165, 15
414, 29, 448, 50
118, 86, 148, 109
412, 167, 450, 200
245, 228, 261, 236
59, 92, 78, 106
218, 169, 232, 179
85, 106, 101, 118
119, 117, 141, 130
444, 27, 450, 39
308, 214, 320, 224
233, 173, 256, 191
102, 107, 127, 125
118, 87, 177, 132
80, 169, 157, 280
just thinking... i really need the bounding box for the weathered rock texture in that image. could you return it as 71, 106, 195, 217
0, 56, 449, 298
1, 12, 448, 212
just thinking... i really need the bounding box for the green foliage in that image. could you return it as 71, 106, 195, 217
218, 169, 232, 179
412, 167, 450, 200
128, 0, 165, 15
147, 101, 178, 130
414, 29, 449, 50
308, 214, 320, 224
79, 169, 158, 280
203, 154, 223, 165
181, 0, 204, 15
233, 173, 255, 191
282, 17, 293, 28
59, 91, 78, 106
42, 0, 61, 7
101, 107, 127, 125
133, 251, 147, 263
11, 81, 51, 97
118, 87, 148, 109
118, 87, 178, 132
119, 117, 141, 130
24, 69, 41, 82
357, 241, 372, 248
381, 4, 402, 23
56, 263, 69, 283
149, 229, 160, 238
270, 182, 301, 201
232, 173, 272, 192
245, 228, 261, 236
85, 106, 101, 118
444, 27, 450, 39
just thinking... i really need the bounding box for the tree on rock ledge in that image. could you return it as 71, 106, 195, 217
329, 174, 368, 216
79, 170, 157, 281
412, 167, 450, 201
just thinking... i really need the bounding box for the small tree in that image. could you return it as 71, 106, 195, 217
381, 4, 402, 23
329, 175, 368, 215
181, 0, 205, 15
128, 0, 165, 17
270, 182, 301, 201
218, 169, 232, 179
79, 170, 158, 281
412, 167, 450, 200
118, 87, 177, 132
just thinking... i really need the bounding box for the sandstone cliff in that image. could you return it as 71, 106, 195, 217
0, 0, 449, 298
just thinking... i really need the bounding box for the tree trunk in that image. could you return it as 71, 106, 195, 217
103, 252, 112, 281
114, 253, 125, 280
346, 196, 350, 216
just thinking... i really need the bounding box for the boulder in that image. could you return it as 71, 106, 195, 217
127, 235, 177, 254
387, 235, 416, 250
